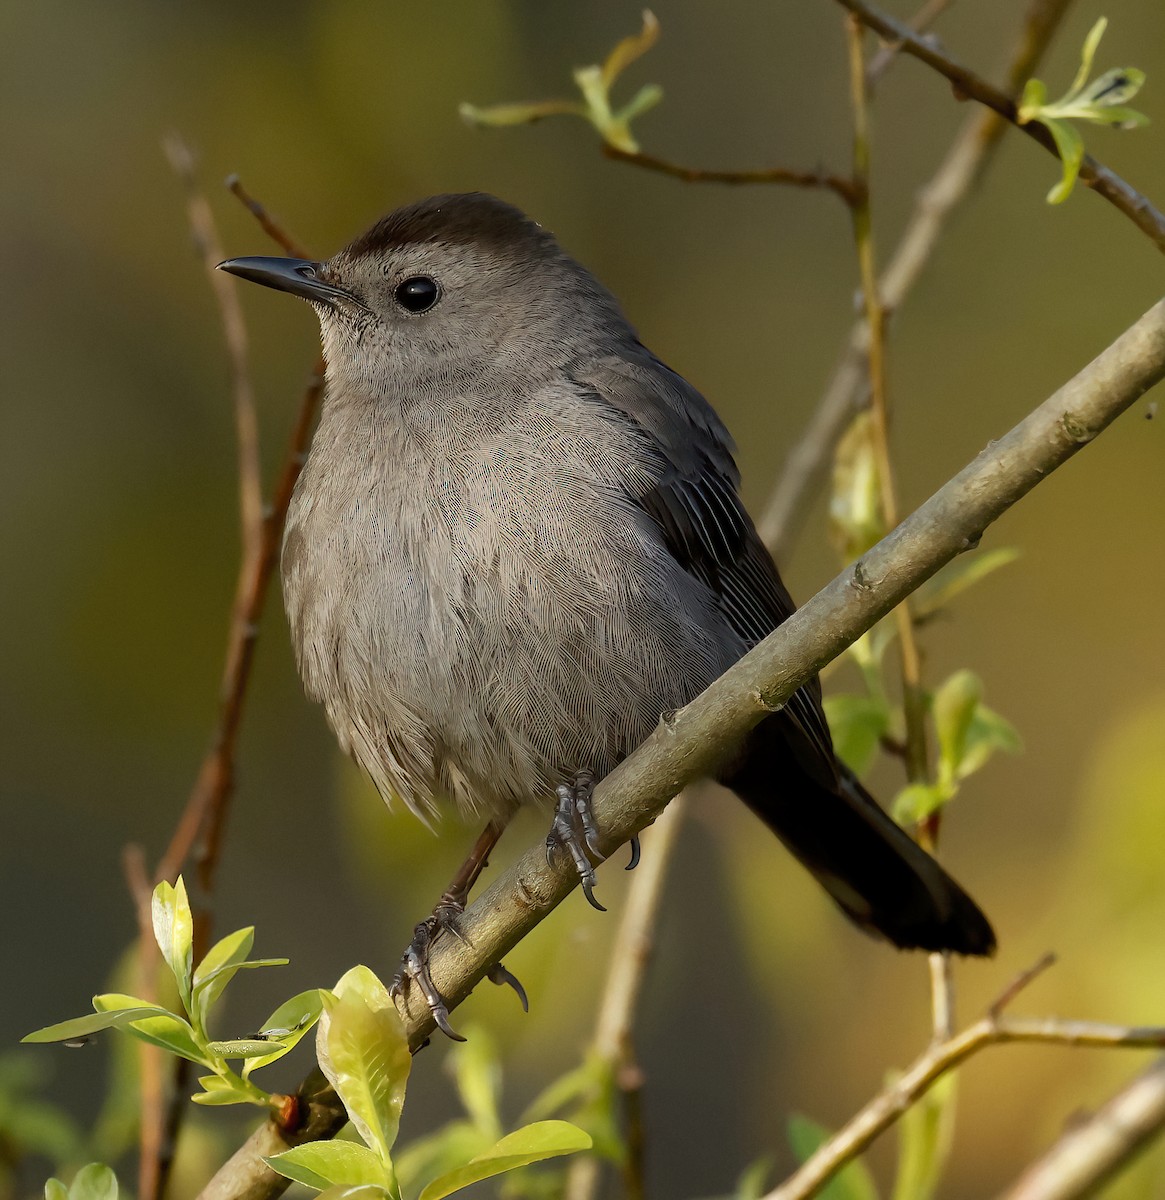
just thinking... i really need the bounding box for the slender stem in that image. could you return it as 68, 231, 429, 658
564, 792, 690, 1200
865, 0, 955, 87
759, 0, 1075, 560
600, 145, 860, 206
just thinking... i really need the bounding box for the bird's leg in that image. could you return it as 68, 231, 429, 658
390, 818, 527, 1041
545, 770, 642, 911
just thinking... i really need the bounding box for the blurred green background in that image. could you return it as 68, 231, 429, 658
3, 2, 1164, 1197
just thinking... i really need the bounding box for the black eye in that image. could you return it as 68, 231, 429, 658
394, 275, 440, 314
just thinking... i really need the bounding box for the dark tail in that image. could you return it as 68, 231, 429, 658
720, 720, 996, 957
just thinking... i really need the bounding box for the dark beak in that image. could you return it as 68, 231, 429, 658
216, 256, 357, 307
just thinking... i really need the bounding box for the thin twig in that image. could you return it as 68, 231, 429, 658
226, 176, 313, 260
601, 145, 861, 207
766, 1014, 1165, 1199
197, 292, 1165, 1200
154, 184, 324, 890
834, 0, 1165, 254
846, 16, 950, 1054
563, 792, 690, 1200
758, 0, 1075, 560
865, 0, 955, 87
137, 160, 323, 1200
165, 137, 263, 579
997, 1056, 1165, 1200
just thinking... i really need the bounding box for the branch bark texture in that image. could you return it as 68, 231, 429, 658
997, 1056, 1165, 1200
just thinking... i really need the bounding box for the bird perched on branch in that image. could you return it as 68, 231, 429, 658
220, 192, 995, 1038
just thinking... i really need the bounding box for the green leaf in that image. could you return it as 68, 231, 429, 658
243, 989, 326, 1079
958, 704, 1022, 781
92, 995, 206, 1065
734, 1156, 774, 1200
1078, 66, 1147, 112
394, 1121, 494, 1195
1043, 118, 1086, 204
830, 411, 885, 562
787, 1116, 878, 1200
891, 1072, 957, 1200
152, 878, 194, 1011
192, 927, 254, 1032
447, 1026, 502, 1140
265, 1142, 390, 1191
823, 694, 891, 778
601, 9, 660, 89
318, 968, 411, 1164
45, 1180, 68, 1200
190, 1074, 258, 1106
417, 1122, 592, 1200
207, 1040, 293, 1059
458, 100, 584, 129
892, 782, 952, 826
312, 1187, 392, 1200
933, 670, 982, 786
520, 1062, 598, 1124
912, 548, 1019, 619
66, 1164, 119, 1200
22, 1007, 166, 1044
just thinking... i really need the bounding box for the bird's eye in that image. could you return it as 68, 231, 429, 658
394, 275, 440, 314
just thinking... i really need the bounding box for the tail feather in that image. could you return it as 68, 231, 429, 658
720, 720, 996, 957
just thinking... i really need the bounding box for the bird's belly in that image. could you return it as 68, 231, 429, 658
285, 495, 732, 822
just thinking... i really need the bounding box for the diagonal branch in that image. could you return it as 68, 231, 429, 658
197, 287, 1165, 1200
997, 1055, 1165, 1200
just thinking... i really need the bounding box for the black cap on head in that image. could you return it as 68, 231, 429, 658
343, 192, 555, 261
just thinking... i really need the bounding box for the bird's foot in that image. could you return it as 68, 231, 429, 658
545, 771, 641, 911
389, 900, 528, 1042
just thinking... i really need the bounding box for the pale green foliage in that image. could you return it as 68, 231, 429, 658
460, 11, 663, 153
265, 970, 591, 1200
892, 670, 1021, 825
787, 1115, 878, 1200
1018, 18, 1149, 203
24, 877, 314, 1109
43, 1164, 118, 1200
890, 1073, 957, 1200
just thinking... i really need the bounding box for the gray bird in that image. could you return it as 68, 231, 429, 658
220, 193, 994, 1036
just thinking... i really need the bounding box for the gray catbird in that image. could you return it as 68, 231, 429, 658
220, 192, 995, 1035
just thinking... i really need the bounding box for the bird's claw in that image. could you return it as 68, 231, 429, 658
391, 904, 527, 1040
546, 771, 619, 911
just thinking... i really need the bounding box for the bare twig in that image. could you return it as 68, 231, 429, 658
865, 0, 955, 87
564, 792, 690, 1200
997, 1056, 1165, 1200
165, 137, 263, 577
197, 290, 1165, 1200
138, 159, 323, 1200
154, 185, 324, 890
758, 0, 1075, 559
834, 0, 1165, 254
765, 979, 1165, 1200
601, 145, 861, 207
226, 176, 312, 260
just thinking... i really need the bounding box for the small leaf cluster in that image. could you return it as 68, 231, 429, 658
460, 10, 662, 153
23, 877, 322, 1109
265, 966, 591, 1200
1018, 18, 1149, 203
44, 1163, 120, 1200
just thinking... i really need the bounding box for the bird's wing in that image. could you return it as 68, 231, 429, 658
570, 351, 838, 786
